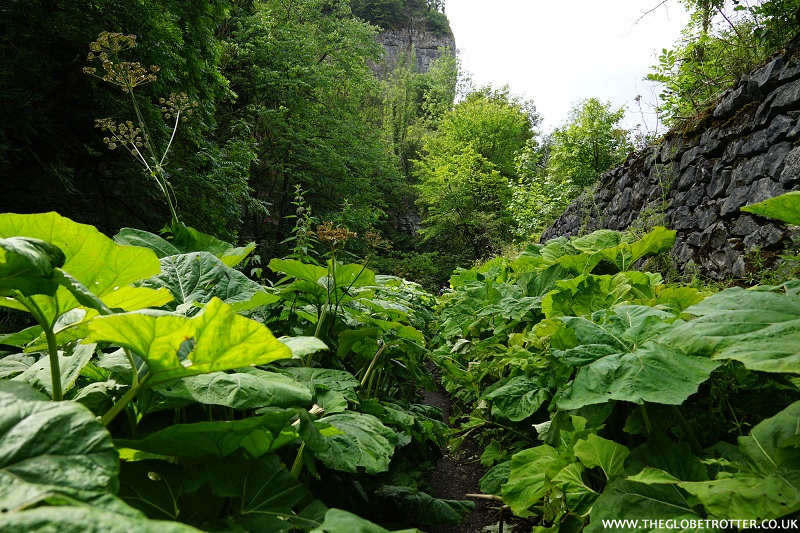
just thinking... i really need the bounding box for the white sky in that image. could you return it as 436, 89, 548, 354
445, 0, 691, 133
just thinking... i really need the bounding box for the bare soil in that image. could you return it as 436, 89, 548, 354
421, 383, 525, 533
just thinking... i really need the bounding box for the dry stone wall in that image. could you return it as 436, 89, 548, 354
542, 44, 800, 279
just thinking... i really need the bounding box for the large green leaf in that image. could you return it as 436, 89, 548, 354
741, 191, 800, 225
138, 252, 279, 315
311, 508, 420, 533
501, 445, 569, 517
553, 305, 674, 366
670, 288, 800, 373
555, 305, 718, 409
269, 258, 329, 285
679, 401, 800, 519
315, 412, 398, 474
114, 408, 302, 460
280, 336, 329, 358
207, 453, 325, 531
169, 222, 256, 267
117, 460, 194, 521
518, 228, 675, 276
551, 462, 598, 517
0, 213, 163, 322
480, 461, 511, 495
153, 369, 312, 409
483, 376, 549, 422
586, 437, 709, 533
0, 237, 65, 297
0, 506, 201, 533
375, 485, 474, 526
558, 342, 719, 409
279, 367, 360, 403
12, 342, 96, 397
585, 478, 706, 532
573, 434, 629, 480
321, 260, 377, 290
114, 228, 180, 258
84, 297, 291, 385
543, 272, 661, 319
0, 381, 120, 512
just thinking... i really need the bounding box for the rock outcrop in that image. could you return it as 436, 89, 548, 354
542, 43, 800, 279
374, 24, 455, 76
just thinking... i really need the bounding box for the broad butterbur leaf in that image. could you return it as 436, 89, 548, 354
0, 381, 120, 512
311, 508, 420, 533
138, 252, 279, 315
315, 412, 398, 474
280, 336, 329, 358
558, 342, 719, 409
0, 236, 65, 296
12, 342, 96, 397
670, 288, 800, 373
153, 369, 312, 409
115, 408, 303, 460
586, 437, 709, 532
205, 453, 325, 531
551, 462, 598, 516
375, 485, 473, 526
269, 258, 329, 285
483, 375, 549, 422
169, 222, 256, 267
741, 190, 800, 225
678, 401, 800, 520
573, 434, 629, 480
85, 297, 291, 384
114, 228, 180, 258
0, 212, 164, 322
480, 461, 511, 495
0, 506, 201, 533
543, 272, 661, 319
501, 445, 569, 516
554, 305, 674, 365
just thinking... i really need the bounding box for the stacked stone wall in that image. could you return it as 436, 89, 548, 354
542, 44, 800, 278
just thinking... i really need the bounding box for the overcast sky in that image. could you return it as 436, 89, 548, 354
445, 0, 690, 133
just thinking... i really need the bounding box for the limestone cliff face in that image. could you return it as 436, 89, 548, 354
374, 24, 456, 76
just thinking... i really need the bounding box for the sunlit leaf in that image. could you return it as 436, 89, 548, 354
85, 297, 291, 384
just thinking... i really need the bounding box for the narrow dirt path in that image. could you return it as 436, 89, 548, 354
422, 384, 503, 533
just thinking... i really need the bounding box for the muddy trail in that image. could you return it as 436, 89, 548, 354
422, 378, 527, 533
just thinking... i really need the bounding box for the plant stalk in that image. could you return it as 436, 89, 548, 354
291, 442, 306, 478
640, 404, 652, 435
124, 348, 139, 387
361, 342, 388, 388
669, 405, 703, 455
14, 294, 62, 401
102, 373, 151, 426
43, 325, 63, 401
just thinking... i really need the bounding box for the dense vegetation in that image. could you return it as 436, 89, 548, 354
647, 0, 800, 126
430, 191, 800, 529
2, 0, 800, 531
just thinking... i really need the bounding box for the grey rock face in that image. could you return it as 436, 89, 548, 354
541, 47, 800, 278
374, 26, 455, 76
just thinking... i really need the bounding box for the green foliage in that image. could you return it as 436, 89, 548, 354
0, 212, 457, 531
351, 0, 451, 35
742, 190, 800, 226
548, 98, 633, 188
85, 297, 292, 384
430, 226, 800, 529
315, 412, 399, 474
225, 0, 400, 250
647, 0, 800, 125
414, 88, 538, 260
